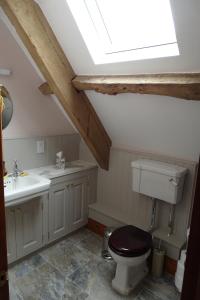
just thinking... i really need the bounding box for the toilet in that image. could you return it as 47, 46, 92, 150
108, 159, 187, 296
108, 225, 152, 295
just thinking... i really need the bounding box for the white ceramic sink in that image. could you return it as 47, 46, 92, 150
4, 174, 50, 205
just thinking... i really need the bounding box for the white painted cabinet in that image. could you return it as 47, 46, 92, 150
69, 177, 88, 232
15, 198, 43, 258
49, 182, 70, 242
6, 167, 97, 264
49, 176, 88, 241
6, 197, 44, 263
6, 208, 17, 264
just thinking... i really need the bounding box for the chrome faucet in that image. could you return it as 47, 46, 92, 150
12, 160, 21, 179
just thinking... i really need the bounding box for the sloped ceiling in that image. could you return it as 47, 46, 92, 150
0, 17, 76, 139
3, 0, 200, 161
36, 0, 200, 75
36, 0, 200, 161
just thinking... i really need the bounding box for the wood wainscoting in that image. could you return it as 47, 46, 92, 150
86, 218, 177, 276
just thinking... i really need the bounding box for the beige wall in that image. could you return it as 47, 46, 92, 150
3, 134, 80, 173
0, 18, 75, 139
80, 140, 197, 259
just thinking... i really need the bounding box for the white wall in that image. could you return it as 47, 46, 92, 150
86, 91, 200, 162
0, 18, 75, 139
37, 0, 200, 162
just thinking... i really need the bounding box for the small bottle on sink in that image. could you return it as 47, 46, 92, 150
56, 151, 66, 169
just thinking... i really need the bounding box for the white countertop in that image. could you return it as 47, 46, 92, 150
4, 161, 97, 207
28, 160, 97, 179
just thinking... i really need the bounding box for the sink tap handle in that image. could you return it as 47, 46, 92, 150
13, 160, 21, 176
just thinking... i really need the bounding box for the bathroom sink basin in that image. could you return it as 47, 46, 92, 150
4, 174, 50, 205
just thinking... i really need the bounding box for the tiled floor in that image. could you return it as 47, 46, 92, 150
9, 228, 180, 300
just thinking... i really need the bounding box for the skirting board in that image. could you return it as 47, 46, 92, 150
86, 218, 178, 276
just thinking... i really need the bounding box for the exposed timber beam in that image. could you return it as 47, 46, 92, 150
39, 82, 53, 96
0, 0, 111, 170
72, 74, 200, 101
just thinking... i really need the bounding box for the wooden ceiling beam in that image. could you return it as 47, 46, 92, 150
0, 0, 111, 170
72, 74, 200, 100
39, 82, 53, 96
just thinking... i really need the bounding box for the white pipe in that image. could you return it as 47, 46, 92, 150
0, 68, 12, 76
168, 204, 176, 236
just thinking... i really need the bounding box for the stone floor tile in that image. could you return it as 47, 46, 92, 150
15, 262, 65, 300
68, 228, 93, 245
9, 228, 180, 300
40, 240, 95, 277
63, 279, 89, 300
76, 233, 103, 257
9, 254, 46, 282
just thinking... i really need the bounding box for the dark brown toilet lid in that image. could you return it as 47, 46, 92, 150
108, 225, 152, 257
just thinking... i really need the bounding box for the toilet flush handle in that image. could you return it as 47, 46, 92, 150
169, 178, 178, 186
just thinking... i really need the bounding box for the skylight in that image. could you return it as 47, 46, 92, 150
67, 0, 179, 64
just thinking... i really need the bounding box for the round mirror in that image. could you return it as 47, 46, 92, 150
0, 85, 13, 130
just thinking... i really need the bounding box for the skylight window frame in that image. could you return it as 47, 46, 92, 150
66, 0, 179, 65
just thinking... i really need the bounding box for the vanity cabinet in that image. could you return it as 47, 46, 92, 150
69, 176, 88, 232
49, 175, 88, 242
49, 182, 71, 242
6, 208, 17, 263
6, 166, 98, 264
15, 199, 43, 258
6, 197, 44, 264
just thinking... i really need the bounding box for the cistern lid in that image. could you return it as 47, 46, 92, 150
131, 159, 187, 178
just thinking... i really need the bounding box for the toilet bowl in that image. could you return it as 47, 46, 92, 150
108, 225, 152, 295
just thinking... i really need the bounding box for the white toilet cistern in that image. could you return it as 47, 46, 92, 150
108, 159, 187, 296
131, 159, 187, 236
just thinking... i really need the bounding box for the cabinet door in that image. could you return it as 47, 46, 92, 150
15, 198, 43, 258
5, 208, 17, 264
49, 183, 70, 242
70, 177, 88, 232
